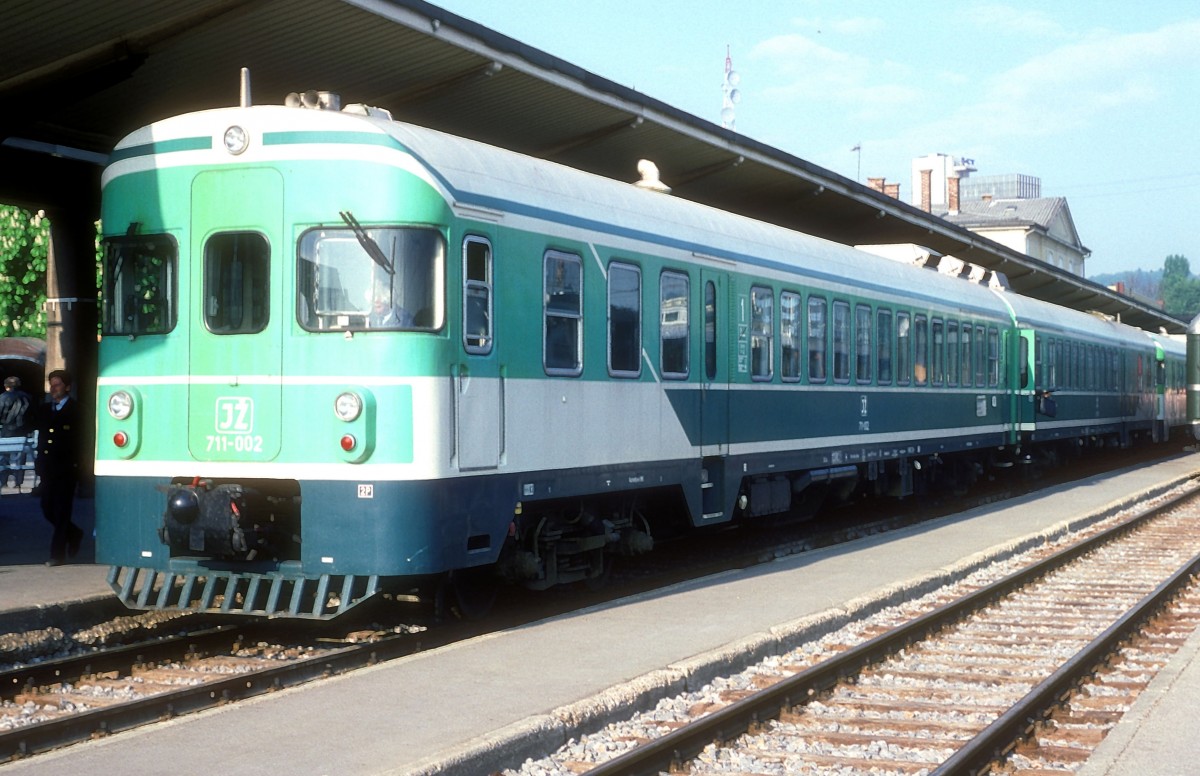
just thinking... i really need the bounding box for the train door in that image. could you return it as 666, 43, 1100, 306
455, 235, 502, 470
187, 168, 284, 462
699, 269, 730, 520
1015, 328, 1037, 436
1153, 342, 1167, 442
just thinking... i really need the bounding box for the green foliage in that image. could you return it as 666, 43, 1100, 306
0, 205, 49, 337
1160, 254, 1200, 318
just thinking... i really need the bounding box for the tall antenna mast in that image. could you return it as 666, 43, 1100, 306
721, 45, 741, 129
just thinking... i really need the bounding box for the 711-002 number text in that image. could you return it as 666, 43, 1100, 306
206, 434, 264, 453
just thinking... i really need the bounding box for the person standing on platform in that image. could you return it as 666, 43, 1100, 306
36, 369, 81, 566
0, 376, 31, 491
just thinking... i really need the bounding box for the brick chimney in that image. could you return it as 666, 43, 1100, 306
884, 182, 900, 199
920, 169, 932, 213
947, 175, 960, 215
867, 177, 886, 193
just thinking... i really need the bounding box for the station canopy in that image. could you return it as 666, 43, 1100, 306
1, 0, 1181, 333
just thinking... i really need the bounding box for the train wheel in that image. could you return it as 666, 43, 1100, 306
437, 567, 498, 621
584, 552, 612, 591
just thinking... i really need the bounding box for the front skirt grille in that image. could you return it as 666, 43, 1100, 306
107, 565, 380, 619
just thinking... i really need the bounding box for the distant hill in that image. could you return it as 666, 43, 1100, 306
1089, 269, 1161, 299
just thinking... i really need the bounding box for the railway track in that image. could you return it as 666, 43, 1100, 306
512, 482, 1200, 775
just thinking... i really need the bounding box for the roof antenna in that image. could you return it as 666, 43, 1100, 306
240, 67, 252, 108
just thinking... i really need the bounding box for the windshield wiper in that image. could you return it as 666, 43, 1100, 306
339, 210, 394, 276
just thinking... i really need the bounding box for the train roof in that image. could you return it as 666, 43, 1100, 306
381, 116, 1015, 319
106, 104, 1169, 351
999, 291, 1162, 349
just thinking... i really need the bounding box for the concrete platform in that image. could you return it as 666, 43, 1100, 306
0, 486, 112, 633
2, 455, 1199, 775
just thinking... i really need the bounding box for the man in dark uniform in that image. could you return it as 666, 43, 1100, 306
37, 369, 81, 566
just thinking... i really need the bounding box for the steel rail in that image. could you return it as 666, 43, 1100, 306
584, 486, 1198, 776
1, 624, 243, 699
932, 545, 1200, 775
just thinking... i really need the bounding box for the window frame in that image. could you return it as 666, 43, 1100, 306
750, 285, 774, 382
987, 326, 1000, 387
781, 290, 803, 383
914, 314, 929, 386
101, 233, 179, 336
946, 319, 959, 387
462, 235, 493, 355
832, 299, 851, 384
296, 225, 445, 333
896, 311, 912, 386
931, 317, 945, 387
876, 307, 893, 385
203, 230, 271, 335
543, 250, 584, 377
808, 295, 828, 383
974, 324, 986, 387
659, 270, 690, 380
607, 261, 642, 378
855, 303, 872, 385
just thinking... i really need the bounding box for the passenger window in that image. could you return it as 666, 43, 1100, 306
987, 327, 999, 386
1019, 335, 1030, 389
1036, 335, 1045, 388
808, 296, 827, 382
832, 300, 850, 383
914, 314, 928, 385
705, 281, 717, 381
960, 323, 971, 387
660, 271, 689, 379
205, 232, 269, 334
855, 304, 871, 384
1046, 337, 1057, 389
544, 251, 582, 376
751, 286, 773, 381
463, 236, 492, 354
781, 291, 802, 382
931, 318, 944, 386
608, 262, 641, 377
975, 325, 986, 386
946, 320, 959, 387
896, 311, 912, 386
876, 309, 893, 385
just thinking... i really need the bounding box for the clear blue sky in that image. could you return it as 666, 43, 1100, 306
432, 1, 1199, 279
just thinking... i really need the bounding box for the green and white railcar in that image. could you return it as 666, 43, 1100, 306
95, 92, 1181, 619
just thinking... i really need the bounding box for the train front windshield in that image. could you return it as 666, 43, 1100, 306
101, 235, 178, 336
298, 226, 444, 332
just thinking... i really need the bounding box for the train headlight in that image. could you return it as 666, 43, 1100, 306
223, 125, 249, 155
334, 391, 363, 422
107, 390, 134, 420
